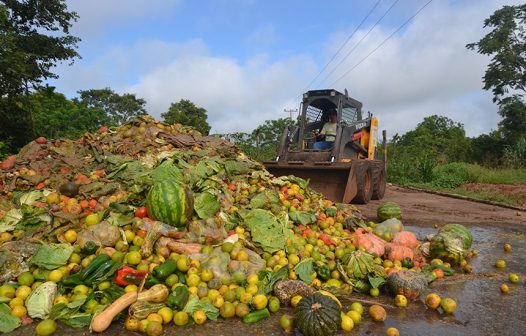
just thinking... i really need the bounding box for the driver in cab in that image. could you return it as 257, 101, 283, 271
313, 109, 337, 150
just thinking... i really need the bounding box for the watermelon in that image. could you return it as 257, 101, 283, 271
146, 180, 194, 228
429, 224, 472, 265
377, 202, 402, 222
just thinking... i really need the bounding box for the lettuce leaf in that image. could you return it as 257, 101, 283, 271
294, 259, 314, 283
183, 296, 219, 321
31, 243, 74, 270
289, 211, 316, 225
194, 191, 220, 219
0, 303, 21, 333
243, 209, 286, 253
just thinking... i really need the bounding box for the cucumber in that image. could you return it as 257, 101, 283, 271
243, 308, 270, 323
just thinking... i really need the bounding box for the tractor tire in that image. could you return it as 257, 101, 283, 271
352, 164, 373, 204
372, 165, 386, 200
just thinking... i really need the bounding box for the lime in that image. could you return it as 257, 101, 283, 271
350, 302, 364, 315
17, 272, 34, 287
145, 320, 162, 336
0, 285, 16, 299
221, 242, 234, 253
252, 294, 268, 310
35, 319, 57, 336
341, 315, 354, 331
173, 311, 189, 326
126, 251, 142, 265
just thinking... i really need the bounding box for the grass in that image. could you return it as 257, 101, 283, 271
389, 162, 526, 208
463, 164, 526, 184
403, 182, 524, 207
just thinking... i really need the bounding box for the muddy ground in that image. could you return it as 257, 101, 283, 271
10, 185, 526, 336
360, 184, 525, 229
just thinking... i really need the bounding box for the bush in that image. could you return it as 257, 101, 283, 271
431, 162, 471, 188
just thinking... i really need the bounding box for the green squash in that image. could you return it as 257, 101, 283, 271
377, 202, 402, 222
146, 180, 194, 228
294, 292, 341, 336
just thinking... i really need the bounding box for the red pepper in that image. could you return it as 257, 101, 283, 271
115, 266, 148, 286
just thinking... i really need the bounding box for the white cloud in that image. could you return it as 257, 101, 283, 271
315, 0, 515, 137
53, 0, 518, 138
127, 43, 316, 133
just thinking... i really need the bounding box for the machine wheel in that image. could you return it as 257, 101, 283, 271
353, 164, 373, 204
371, 166, 386, 200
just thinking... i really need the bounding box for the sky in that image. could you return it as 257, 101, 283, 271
48, 0, 521, 137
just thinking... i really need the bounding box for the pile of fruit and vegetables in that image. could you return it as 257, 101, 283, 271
0, 116, 477, 336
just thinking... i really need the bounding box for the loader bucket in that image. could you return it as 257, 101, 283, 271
264, 162, 358, 204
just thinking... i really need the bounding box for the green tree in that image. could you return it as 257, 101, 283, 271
0, 0, 80, 151
74, 88, 147, 126
31, 87, 108, 139
468, 131, 505, 166
467, 4, 526, 152
497, 96, 526, 145
161, 99, 211, 135
466, 4, 526, 103
388, 115, 471, 183
251, 118, 292, 148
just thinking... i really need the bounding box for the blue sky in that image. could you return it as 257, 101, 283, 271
49, 0, 521, 136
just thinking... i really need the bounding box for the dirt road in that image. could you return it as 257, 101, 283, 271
359, 184, 525, 229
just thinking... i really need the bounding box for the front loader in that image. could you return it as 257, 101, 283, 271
264, 89, 386, 204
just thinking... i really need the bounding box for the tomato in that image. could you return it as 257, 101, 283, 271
88, 199, 98, 209
35, 182, 46, 190
98, 126, 108, 133
432, 268, 445, 279
135, 206, 148, 218
35, 137, 48, 144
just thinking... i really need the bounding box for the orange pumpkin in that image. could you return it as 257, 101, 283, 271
385, 243, 414, 261
353, 229, 386, 257
392, 231, 419, 249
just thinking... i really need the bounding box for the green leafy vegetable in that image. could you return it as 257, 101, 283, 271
150, 159, 183, 182
183, 296, 219, 321
49, 297, 92, 328
18, 191, 43, 206
249, 190, 280, 209
0, 303, 21, 333
0, 209, 22, 232
294, 259, 314, 283
258, 266, 289, 294
243, 209, 287, 253
32, 243, 74, 270
26, 281, 57, 319
194, 191, 220, 219
289, 211, 316, 225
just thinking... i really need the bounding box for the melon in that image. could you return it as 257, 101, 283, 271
377, 202, 402, 222
146, 180, 193, 228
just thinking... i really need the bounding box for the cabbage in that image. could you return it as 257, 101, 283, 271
25, 281, 57, 319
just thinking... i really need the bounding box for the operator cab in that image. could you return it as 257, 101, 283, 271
299, 89, 363, 151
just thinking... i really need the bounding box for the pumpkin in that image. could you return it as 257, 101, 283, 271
146, 180, 194, 228
392, 231, 418, 249
429, 224, 473, 265
385, 243, 414, 261
294, 292, 341, 336
377, 202, 402, 222
353, 228, 386, 257
386, 270, 428, 301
